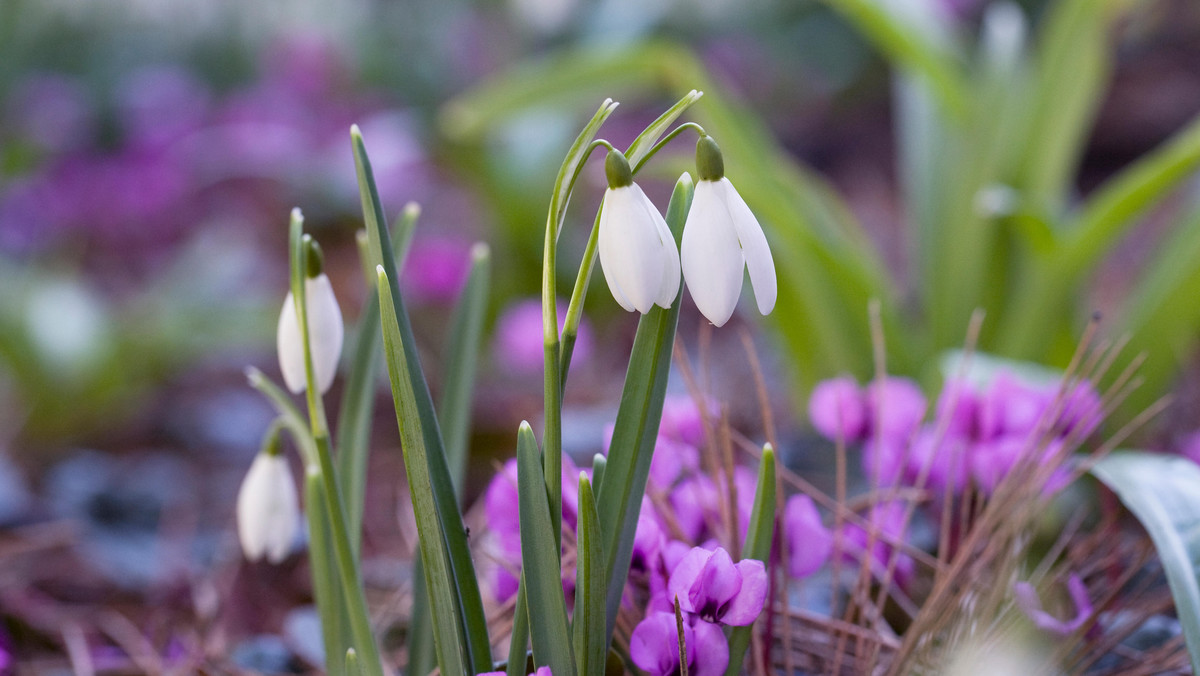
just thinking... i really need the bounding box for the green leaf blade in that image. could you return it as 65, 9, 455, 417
573, 474, 606, 676
595, 173, 690, 642
725, 446, 776, 676
354, 127, 493, 674
516, 422, 577, 676
1091, 451, 1200, 674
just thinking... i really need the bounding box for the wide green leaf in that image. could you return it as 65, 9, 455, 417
377, 270, 471, 676
355, 127, 492, 675
724, 446, 776, 676
337, 206, 421, 556
1090, 451, 1200, 674
516, 422, 577, 676
595, 173, 689, 642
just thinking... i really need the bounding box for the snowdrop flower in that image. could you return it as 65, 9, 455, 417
277, 240, 344, 394
236, 449, 300, 564
597, 149, 681, 314
681, 136, 776, 327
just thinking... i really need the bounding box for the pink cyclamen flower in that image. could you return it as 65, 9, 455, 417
1179, 430, 1200, 466
935, 378, 980, 439
809, 376, 868, 442
659, 395, 712, 447
630, 611, 728, 676
783, 494, 832, 578
401, 235, 473, 304
866, 377, 927, 442
667, 546, 767, 627
494, 298, 593, 375
478, 669, 552, 676
1014, 573, 1093, 636
977, 372, 1051, 441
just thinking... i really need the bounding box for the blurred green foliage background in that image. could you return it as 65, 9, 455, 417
2, 0, 1198, 448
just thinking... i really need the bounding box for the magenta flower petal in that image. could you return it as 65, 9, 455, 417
809, 376, 867, 441
689, 548, 742, 618
867, 377, 927, 442
631, 611, 693, 676
1014, 573, 1092, 636
783, 494, 832, 578
690, 621, 730, 676
720, 559, 767, 626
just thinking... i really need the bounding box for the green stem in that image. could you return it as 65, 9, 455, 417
314, 432, 385, 676
630, 122, 706, 174
289, 211, 383, 676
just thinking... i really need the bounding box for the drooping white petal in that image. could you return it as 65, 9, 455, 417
634, 186, 681, 309
276, 274, 344, 394
306, 274, 344, 393
236, 453, 300, 564
598, 185, 668, 314
681, 180, 744, 326
718, 178, 776, 315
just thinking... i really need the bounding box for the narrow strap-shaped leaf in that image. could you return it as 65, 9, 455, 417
413, 240, 488, 676
1015, 0, 1117, 211
1091, 452, 1200, 674
573, 474, 606, 676
306, 471, 351, 676
346, 649, 362, 676
596, 174, 691, 642
407, 556, 437, 676
506, 577, 531, 676
724, 446, 776, 676
516, 422, 577, 676
337, 207, 421, 555
440, 243, 491, 493
1113, 204, 1200, 414
377, 269, 470, 676
1062, 112, 1200, 273
354, 127, 493, 674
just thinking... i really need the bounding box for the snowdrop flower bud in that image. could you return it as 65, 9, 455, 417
681, 136, 776, 327
597, 149, 681, 314
236, 434, 300, 564
277, 239, 344, 394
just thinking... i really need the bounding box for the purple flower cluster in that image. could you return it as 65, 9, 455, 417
479, 396, 838, 672
809, 373, 1101, 497
0, 36, 434, 279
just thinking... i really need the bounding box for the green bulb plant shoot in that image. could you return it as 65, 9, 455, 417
239, 90, 779, 676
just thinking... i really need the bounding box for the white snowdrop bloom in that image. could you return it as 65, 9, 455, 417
277, 242, 344, 394
681, 136, 776, 327
597, 149, 681, 313
236, 452, 300, 564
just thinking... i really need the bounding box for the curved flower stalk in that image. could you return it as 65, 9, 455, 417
681, 136, 776, 327
597, 149, 681, 314
236, 430, 300, 564
277, 240, 344, 394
